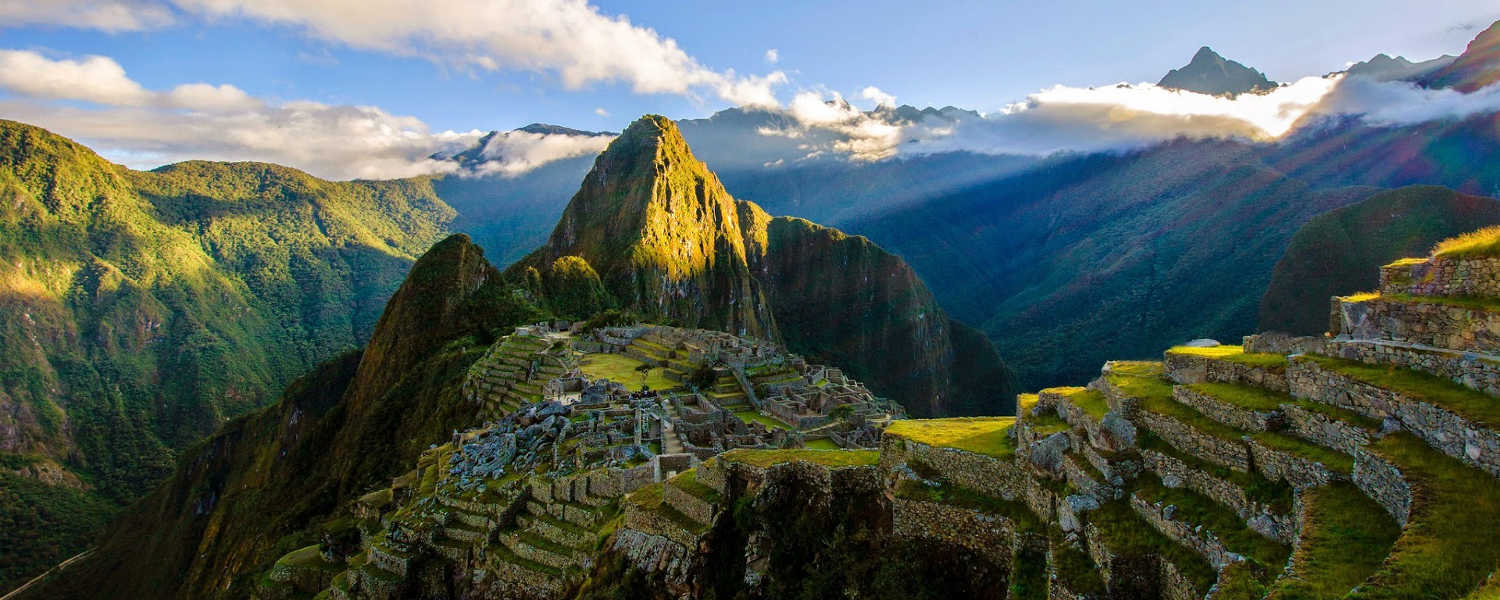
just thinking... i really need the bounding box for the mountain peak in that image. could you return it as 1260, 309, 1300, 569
513, 114, 776, 337
1421, 19, 1500, 92
1158, 46, 1277, 96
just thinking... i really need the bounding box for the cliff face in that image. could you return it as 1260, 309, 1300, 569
756, 217, 966, 417
517, 115, 1013, 416
21, 235, 536, 599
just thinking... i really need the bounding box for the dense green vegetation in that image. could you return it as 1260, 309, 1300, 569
0, 120, 462, 591
1259, 186, 1500, 334
17, 234, 540, 599
0, 475, 116, 589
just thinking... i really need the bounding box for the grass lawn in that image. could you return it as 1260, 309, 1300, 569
718, 448, 879, 468
1267, 483, 1399, 600
1189, 382, 1289, 412
1167, 345, 1288, 370
1349, 432, 1500, 599
804, 438, 839, 450
885, 417, 1017, 458
579, 353, 678, 391
668, 469, 721, 503
733, 409, 790, 431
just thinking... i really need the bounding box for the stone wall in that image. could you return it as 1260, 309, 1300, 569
1332, 296, 1500, 355
1135, 411, 1250, 472
1172, 386, 1282, 432
1380, 257, 1500, 298
1140, 449, 1294, 544
1281, 402, 1372, 455
663, 482, 716, 525
1158, 557, 1203, 600
1129, 494, 1236, 569
622, 503, 700, 548
890, 498, 1018, 564
1246, 438, 1342, 489
609, 529, 694, 593
1326, 338, 1500, 397
879, 435, 1028, 502
1165, 352, 1289, 393
1352, 447, 1412, 526
1288, 358, 1500, 479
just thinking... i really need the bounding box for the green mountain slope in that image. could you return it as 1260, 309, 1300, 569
0, 120, 456, 591
847, 140, 1379, 389
1259, 186, 1500, 335
15, 234, 534, 600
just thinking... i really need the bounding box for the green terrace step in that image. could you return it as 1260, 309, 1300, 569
1137, 430, 1294, 520
498, 531, 575, 570
1085, 498, 1218, 595
892, 478, 1040, 531
1133, 473, 1292, 582
522, 513, 593, 551
1048, 535, 1107, 599
1131, 377, 1355, 487
1175, 382, 1286, 432
489, 541, 564, 579
1266, 483, 1399, 600
1164, 345, 1290, 393
1291, 354, 1500, 479
1349, 432, 1500, 599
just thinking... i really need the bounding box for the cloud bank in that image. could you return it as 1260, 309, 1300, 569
467, 129, 615, 177
759, 73, 1500, 162
0, 50, 479, 180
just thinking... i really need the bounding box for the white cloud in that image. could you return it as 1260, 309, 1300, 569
163, 0, 787, 106
0, 49, 480, 180
861, 86, 896, 108
760, 76, 1348, 161
594, 107, 610, 117
0, 0, 175, 32
1306, 75, 1500, 126
0, 50, 153, 106
764, 48, 778, 64
162, 82, 264, 112
469, 129, 614, 177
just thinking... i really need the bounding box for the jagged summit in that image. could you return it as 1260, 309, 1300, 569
1345, 52, 1456, 82
1158, 46, 1278, 96
1421, 19, 1500, 92
513, 114, 775, 338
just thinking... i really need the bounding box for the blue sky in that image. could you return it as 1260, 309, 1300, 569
0, 1, 1496, 178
